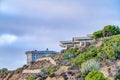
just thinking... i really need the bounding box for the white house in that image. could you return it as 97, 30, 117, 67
60, 34, 94, 49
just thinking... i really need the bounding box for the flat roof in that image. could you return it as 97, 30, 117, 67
25, 50, 57, 54
73, 37, 92, 40
60, 40, 72, 44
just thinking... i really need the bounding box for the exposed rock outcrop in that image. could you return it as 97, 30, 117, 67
0, 57, 56, 80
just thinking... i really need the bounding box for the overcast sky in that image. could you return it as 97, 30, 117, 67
0, 0, 120, 70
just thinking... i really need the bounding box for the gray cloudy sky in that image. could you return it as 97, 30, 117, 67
0, 0, 120, 70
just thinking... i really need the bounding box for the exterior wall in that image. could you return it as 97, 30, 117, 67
66, 44, 73, 49
26, 53, 32, 65
73, 41, 85, 48
74, 39, 95, 48
31, 53, 43, 62
60, 43, 73, 49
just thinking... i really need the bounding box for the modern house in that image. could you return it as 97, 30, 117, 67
60, 34, 94, 49
25, 49, 57, 65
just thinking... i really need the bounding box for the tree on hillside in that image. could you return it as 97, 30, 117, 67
0, 68, 8, 73
103, 25, 120, 37
93, 30, 103, 39
93, 25, 120, 39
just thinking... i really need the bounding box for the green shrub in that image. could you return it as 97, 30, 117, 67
46, 66, 58, 76
63, 52, 69, 60
81, 59, 100, 74
28, 77, 35, 80
68, 48, 78, 53
60, 72, 66, 76
76, 48, 82, 54
49, 73, 55, 77
115, 69, 120, 80
97, 52, 107, 61
97, 35, 120, 60
86, 70, 109, 80
74, 46, 97, 66
63, 48, 78, 60
105, 46, 116, 59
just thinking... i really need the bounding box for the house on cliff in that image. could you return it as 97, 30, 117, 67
60, 34, 94, 49
25, 49, 57, 65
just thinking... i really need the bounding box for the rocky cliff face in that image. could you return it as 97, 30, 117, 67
0, 53, 65, 80
0, 57, 56, 80
0, 65, 28, 80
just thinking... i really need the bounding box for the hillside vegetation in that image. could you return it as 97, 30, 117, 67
1, 25, 120, 80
